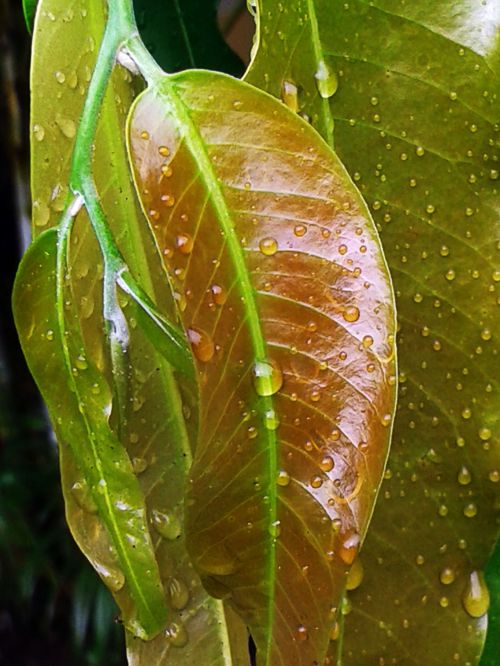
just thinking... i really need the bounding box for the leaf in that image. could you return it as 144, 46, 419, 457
13, 228, 168, 638
127, 70, 397, 664
247, 1, 500, 663
133, 0, 244, 76
482, 535, 500, 665
27, 0, 247, 660
22, 0, 38, 33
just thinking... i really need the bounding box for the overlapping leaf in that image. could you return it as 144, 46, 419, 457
247, 1, 500, 663
128, 70, 397, 664
24, 0, 248, 660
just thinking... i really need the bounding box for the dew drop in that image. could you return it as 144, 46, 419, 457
440, 567, 456, 585
339, 531, 360, 565
132, 457, 148, 474
362, 335, 373, 349
314, 59, 338, 99
281, 80, 299, 112
457, 466, 472, 485
176, 233, 194, 255
342, 306, 360, 323
445, 269, 456, 281
264, 408, 280, 430
152, 509, 182, 540
46, 329, 54, 341
165, 622, 188, 648
489, 469, 499, 482
33, 124, 45, 141
140, 130, 149, 140
167, 577, 190, 610
462, 571, 489, 618
294, 224, 307, 237
71, 480, 97, 513
259, 237, 278, 256
252, 359, 283, 396
187, 327, 214, 362
296, 624, 308, 641
269, 520, 281, 538
440, 245, 450, 257
211, 284, 227, 305
55, 115, 76, 139
277, 470, 290, 487
310, 475, 323, 489
96, 563, 125, 592
463, 502, 477, 518
320, 455, 334, 473
330, 622, 340, 641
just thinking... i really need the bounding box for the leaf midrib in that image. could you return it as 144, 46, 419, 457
159, 76, 279, 663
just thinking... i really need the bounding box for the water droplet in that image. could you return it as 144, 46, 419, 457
259, 237, 278, 256
165, 622, 188, 647
158, 145, 170, 157
457, 466, 472, 485
489, 469, 499, 482
281, 80, 299, 112
311, 475, 323, 488
439, 596, 449, 608
160, 193, 175, 206
440, 245, 450, 257
96, 563, 125, 592
342, 306, 360, 323
211, 284, 227, 305
46, 329, 54, 341
346, 557, 364, 590
152, 509, 182, 540
132, 457, 148, 474
176, 233, 194, 255
269, 520, 281, 537
161, 164, 173, 178
55, 115, 76, 139
264, 408, 280, 430
461, 407, 472, 419
75, 354, 88, 370
463, 502, 477, 518
140, 130, 149, 140
55, 70, 66, 83
339, 531, 360, 565
167, 577, 190, 610
252, 359, 283, 396
440, 567, 456, 585
462, 571, 489, 618
277, 470, 290, 486
33, 124, 45, 141
296, 624, 308, 641
187, 327, 214, 362
479, 427, 491, 440
71, 480, 97, 513
294, 224, 307, 237
445, 269, 456, 281
315, 60, 338, 99
247, 426, 258, 440
320, 455, 334, 472
416, 146, 425, 157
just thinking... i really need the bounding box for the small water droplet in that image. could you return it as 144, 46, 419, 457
294, 224, 307, 237
259, 237, 278, 256
440, 567, 456, 585
440, 245, 450, 257
296, 624, 308, 641
33, 124, 45, 141
55, 70, 66, 84
462, 571, 489, 618
281, 80, 299, 112
463, 502, 477, 518
252, 359, 283, 396
479, 427, 491, 440
71, 480, 97, 513
320, 455, 334, 473
187, 327, 214, 362
342, 306, 360, 323
152, 509, 182, 540
165, 622, 188, 647
457, 466, 472, 485
277, 470, 290, 486
211, 284, 227, 305
264, 408, 280, 430
55, 115, 76, 139
96, 563, 125, 592
315, 59, 338, 99
269, 520, 281, 537
132, 457, 148, 474
176, 233, 193, 255
339, 531, 360, 565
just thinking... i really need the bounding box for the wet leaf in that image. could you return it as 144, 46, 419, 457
128, 70, 396, 665
22, 0, 38, 33
133, 0, 243, 76
26, 0, 246, 660
13, 229, 168, 638
247, 1, 500, 663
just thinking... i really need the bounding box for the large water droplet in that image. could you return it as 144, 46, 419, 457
187, 327, 214, 362
345, 557, 364, 590
315, 60, 338, 99
252, 359, 283, 396
462, 571, 489, 618
342, 306, 360, 323
95, 562, 125, 591
259, 237, 278, 256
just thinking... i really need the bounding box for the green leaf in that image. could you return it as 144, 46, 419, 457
13, 228, 168, 639
22, 0, 38, 33
247, 1, 500, 663
27, 1, 246, 660
133, 0, 244, 76
482, 535, 500, 665
128, 69, 397, 665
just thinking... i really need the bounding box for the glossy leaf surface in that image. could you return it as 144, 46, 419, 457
247, 1, 500, 663
13, 229, 167, 638
26, 0, 247, 660
133, 0, 243, 76
128, 70, 397, 664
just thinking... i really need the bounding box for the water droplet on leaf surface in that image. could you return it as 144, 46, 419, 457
252, 359, 283, 396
